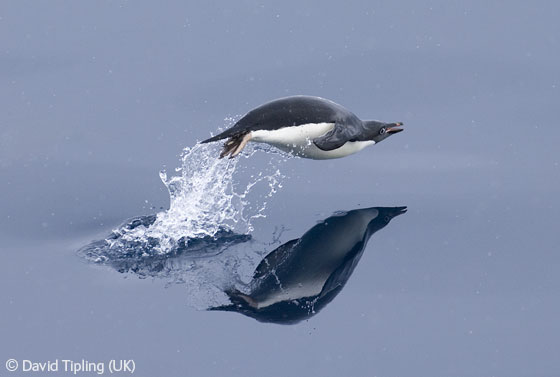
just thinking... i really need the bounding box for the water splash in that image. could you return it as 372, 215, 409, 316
151, 142, 285, 250
82, 138, 289, 258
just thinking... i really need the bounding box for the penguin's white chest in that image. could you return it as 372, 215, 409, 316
250, 123, 374, 160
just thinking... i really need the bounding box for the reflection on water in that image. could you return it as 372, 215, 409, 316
209, 206, 407, 324
79, 206, 406, 319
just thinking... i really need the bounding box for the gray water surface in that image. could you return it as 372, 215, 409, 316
1, 2, 559, 376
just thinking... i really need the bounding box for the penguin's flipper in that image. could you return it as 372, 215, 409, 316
253, 239, 299, 279
313, 123, 355, 151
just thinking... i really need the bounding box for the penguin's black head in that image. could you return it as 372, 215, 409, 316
366, 206, 407, 234
363, 120, 404, 143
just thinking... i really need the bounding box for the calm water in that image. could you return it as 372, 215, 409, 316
1, 2, 559, 376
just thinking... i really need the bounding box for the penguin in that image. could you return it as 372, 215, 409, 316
208, 206, 407, 324
200, 95, 403, 159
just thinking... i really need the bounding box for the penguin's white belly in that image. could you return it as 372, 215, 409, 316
255, 278, 329, 309
250, 123, 374, 160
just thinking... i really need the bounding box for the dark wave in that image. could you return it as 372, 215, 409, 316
79, 215, 251, 278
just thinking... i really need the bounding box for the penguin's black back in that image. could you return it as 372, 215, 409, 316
201, 96, 360, 143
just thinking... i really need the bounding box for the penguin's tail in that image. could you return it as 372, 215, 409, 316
207, 303, 238, 312
200, 133, 226, 144
204, 132, 251, 159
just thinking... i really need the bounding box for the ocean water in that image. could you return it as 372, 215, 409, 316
1, 2, 559, 376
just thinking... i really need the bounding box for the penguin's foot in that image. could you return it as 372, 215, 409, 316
219, 132, 252, 159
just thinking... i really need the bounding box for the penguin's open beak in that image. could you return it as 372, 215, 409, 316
386, 122, 404, 134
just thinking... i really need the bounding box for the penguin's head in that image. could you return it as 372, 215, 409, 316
365, 206, 407, 235
363, 121, 404, 143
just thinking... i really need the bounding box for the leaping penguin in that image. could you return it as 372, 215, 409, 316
200, 95, 404, 159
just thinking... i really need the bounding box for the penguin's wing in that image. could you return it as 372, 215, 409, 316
319, 242, 365, 297
253, 239, 299, 279
313, 122, 358, 151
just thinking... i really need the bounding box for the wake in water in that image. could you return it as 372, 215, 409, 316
79, 214, 251, 273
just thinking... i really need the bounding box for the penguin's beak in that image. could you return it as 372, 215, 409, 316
386, 122, 404, 134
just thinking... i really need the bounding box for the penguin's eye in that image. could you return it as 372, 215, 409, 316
379, 127, 386, 135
